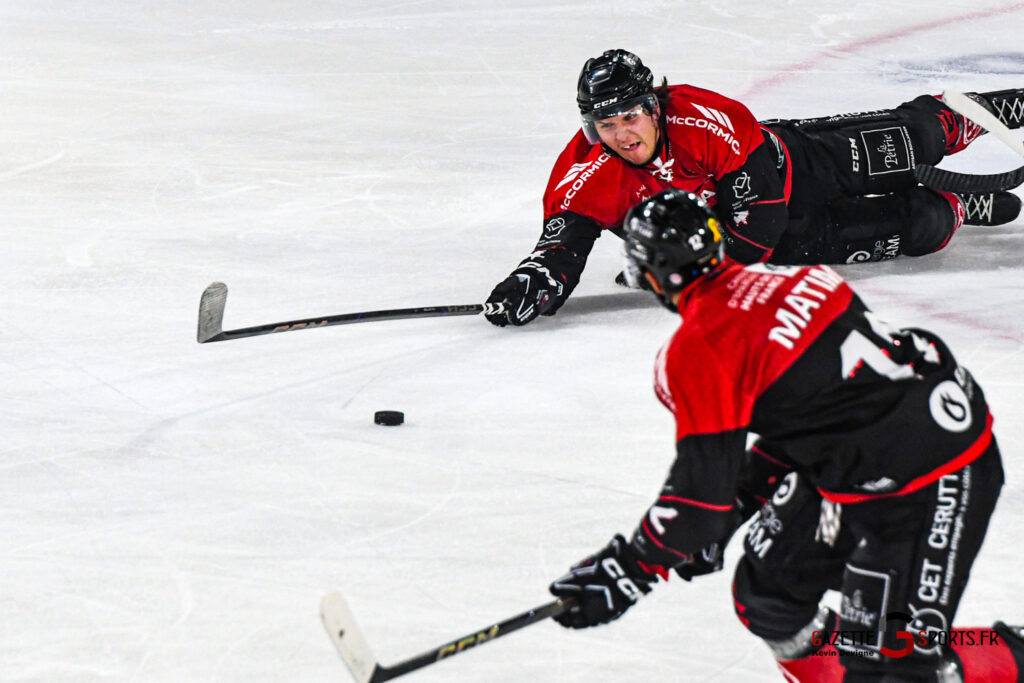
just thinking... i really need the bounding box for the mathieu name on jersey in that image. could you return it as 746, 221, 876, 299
654, 261, 992, 501
655, 262, 852, 438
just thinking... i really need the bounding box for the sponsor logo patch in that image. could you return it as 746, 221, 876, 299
860, 127, 914, 176
555, 162, 596, 190
928, 380, 972, 432
667, 103, 743, 155
541, 216, 566, 239
556, 153, 612, 210
732, 172, 752, 199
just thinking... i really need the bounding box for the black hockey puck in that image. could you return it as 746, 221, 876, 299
374, 410, 404, 426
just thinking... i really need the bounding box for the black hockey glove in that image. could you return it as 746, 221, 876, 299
484, 263, 564, 327
549, 534, 659, 629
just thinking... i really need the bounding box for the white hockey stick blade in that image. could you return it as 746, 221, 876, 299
943, 89, 1024, 160
321, 592, 381, 683
197, 282, 228, 343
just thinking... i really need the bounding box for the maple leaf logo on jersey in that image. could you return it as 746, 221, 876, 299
555, 161, 595, 190
651, 156, 676, 182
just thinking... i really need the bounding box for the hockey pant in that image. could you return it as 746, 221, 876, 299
732, 442, 1004, 680
766, 95, 963, 264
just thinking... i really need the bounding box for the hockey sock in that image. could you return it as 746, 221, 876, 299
775, 646, 845, 683
949, 624, 1023, 683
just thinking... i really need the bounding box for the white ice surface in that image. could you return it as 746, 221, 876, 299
2, 2, 1023, 681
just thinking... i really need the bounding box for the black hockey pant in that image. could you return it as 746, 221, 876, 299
766, 95, 963, 264
732, 442, 1004, 680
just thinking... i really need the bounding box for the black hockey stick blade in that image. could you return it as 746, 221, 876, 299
914, 163, 1024, 192
320, 592, 573, 683
196, 282, 506, 344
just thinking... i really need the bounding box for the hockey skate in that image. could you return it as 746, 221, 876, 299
941, 88, 1024, 154
979, 88, 1024, 129
958, 190, 1022, 226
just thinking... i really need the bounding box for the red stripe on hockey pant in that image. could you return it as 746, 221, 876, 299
820, 412, 993, 504
950, 627, 1020, 682
775, 647, 845, 683
731, 581, 751, 627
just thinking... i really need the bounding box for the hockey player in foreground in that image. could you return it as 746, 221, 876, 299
485, 49, 1024, 327
547, 189, 1024, 681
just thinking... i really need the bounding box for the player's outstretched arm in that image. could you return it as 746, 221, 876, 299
485, 211, 602, 326
485, 262, 565, 327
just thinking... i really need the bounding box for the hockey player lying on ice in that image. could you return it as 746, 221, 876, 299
485, 49, 1024, 327
546, 189, 1024, 682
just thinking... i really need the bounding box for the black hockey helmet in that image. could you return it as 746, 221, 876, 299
577, 49, 659, 144
621, 189, 724, 312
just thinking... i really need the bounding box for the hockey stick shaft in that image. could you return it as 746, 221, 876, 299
196, 282, 505, 343
320, 592, 572, 683
913, 162, 1024, 192
943, 89, 1024, 159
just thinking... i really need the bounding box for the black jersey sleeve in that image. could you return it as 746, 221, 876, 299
515, 210, 603, 312
629, 428, 748, 568
716, 133, 788, 264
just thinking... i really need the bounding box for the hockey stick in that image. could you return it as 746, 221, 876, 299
943, 89, 1024, 159
913, 162, 1024, 192
910, 91, 1024, 193
320, 592, 573, 683
196, 282, 506, 343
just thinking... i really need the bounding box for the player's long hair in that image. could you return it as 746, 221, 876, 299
654, 77, 670, 117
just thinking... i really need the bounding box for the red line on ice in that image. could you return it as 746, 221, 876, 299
741, 2, 1024, 98
742, 1, 1024, 343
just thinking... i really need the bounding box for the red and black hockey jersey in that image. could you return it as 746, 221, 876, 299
632, 262, 993, 568
542, 85, 790, 262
